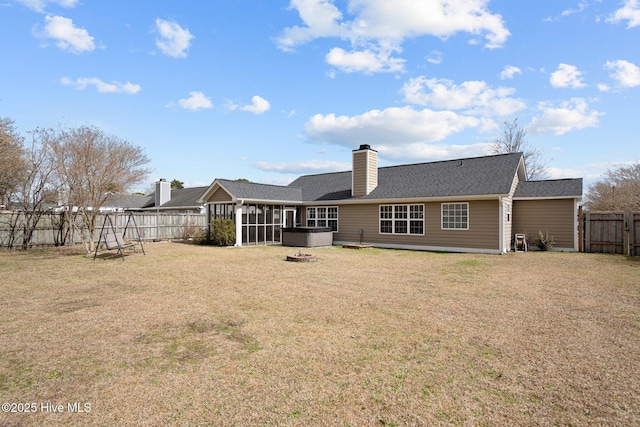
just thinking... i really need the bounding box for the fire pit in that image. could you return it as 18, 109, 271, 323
286, 252, 317, 262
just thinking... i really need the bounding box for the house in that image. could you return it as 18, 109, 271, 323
97, 194, 150, 212
141, 179, 208, 214
198, 145, 582, 253
9, 180, 206, 214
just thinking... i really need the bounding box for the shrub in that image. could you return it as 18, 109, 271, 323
180, 222, 202, 240
535, 230, 556, 251
191, 228, 210, 245
211, 219, 235, 246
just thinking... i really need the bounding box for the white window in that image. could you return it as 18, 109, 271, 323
380, 204, 424, 235
306, 206, 338, 231
441, 202, 469, 230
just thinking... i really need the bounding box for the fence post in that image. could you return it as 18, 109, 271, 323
578, 205, 583, 252
632, 213, 638, 257
624, 211, 630, 256
584, 211, 591, 253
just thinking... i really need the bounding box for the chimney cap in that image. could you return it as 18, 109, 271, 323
354, 144, 376, 152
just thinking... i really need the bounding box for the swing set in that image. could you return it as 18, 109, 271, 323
93, 212, 145, 261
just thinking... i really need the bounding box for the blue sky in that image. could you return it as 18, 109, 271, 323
1, 0, 639, 192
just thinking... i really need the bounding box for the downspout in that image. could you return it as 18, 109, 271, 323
574, 198, 579, 252
498, 196, 505, 254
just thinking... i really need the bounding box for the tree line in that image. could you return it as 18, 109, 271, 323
489, 118, 640, 212
1, 117, 150, 252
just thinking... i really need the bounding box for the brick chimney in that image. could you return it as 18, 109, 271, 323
352, 144, 378, 197
155, 178, 171, 207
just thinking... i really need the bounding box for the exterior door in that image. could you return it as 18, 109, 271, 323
284, 209, 296, 228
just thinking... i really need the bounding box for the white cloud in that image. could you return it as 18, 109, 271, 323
426, 50, 443, 65
325, 45, 405, 74
276, 0, 510, 74
224, 99, 239, 112
304, 106, 482, 147
377, 142, 493, 163
276, 0, 348, 51
561, 1, 588, 17
36, 15, 95, 54
240, 96, 271, 114
500, 65, 521, 80
607, 0, 640, 28
546, 167, 583, 179
155, 18, 194, 58
255, 159, 350, 174
174, 91, 212, 110
605, 59, 640, 87
528, 98, 603, 135
16, 0, 78, 12
550, 63, 586, 88
60, 77, 141, 94
401, 76, 526, 117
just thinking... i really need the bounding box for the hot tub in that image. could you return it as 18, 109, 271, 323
281, 227, 333, 247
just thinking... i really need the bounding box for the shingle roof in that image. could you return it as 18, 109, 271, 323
215, 179, 303, 202
143, 186, 208, 209
289, 152, 525, 201
159, 186, 208, 208
104, 194, 152, 209
514, 179, 583, 198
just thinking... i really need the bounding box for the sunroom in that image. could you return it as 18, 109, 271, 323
198, 179, 303, 247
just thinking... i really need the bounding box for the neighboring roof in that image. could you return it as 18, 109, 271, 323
104, 194, 151, 209
514, 179, 583, 199
289, 152, 525, 202
144, 186, 208, 209
204, 179, 303, 203
160, 186, 207, 208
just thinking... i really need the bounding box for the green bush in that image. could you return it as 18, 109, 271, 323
211, 219, 235, 246
535, 230, 556, 251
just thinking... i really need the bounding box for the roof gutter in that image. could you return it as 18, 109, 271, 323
305, 194, 509, 206
513, 195, 583, 201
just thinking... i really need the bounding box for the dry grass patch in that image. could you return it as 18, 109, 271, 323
0, 244, 639, 426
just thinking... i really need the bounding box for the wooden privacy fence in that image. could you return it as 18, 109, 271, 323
582, 211, 640, 256
0, 211, 207, 248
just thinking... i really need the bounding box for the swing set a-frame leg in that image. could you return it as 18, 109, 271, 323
93, 215, 109, 260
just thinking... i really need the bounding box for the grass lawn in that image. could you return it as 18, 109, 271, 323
1, 243, 639, 426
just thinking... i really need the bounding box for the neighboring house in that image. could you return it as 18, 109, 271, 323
198, 145, 582, 253
98, 194, 150, 212
8, 180, 207, 214
141, 179, 208, 214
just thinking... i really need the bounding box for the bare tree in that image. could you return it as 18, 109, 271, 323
0, 117, 27, 209
51, 125, 151, 254
13, 128, 59, 250
585, 162, 640, 211
490, 118, 549, 180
